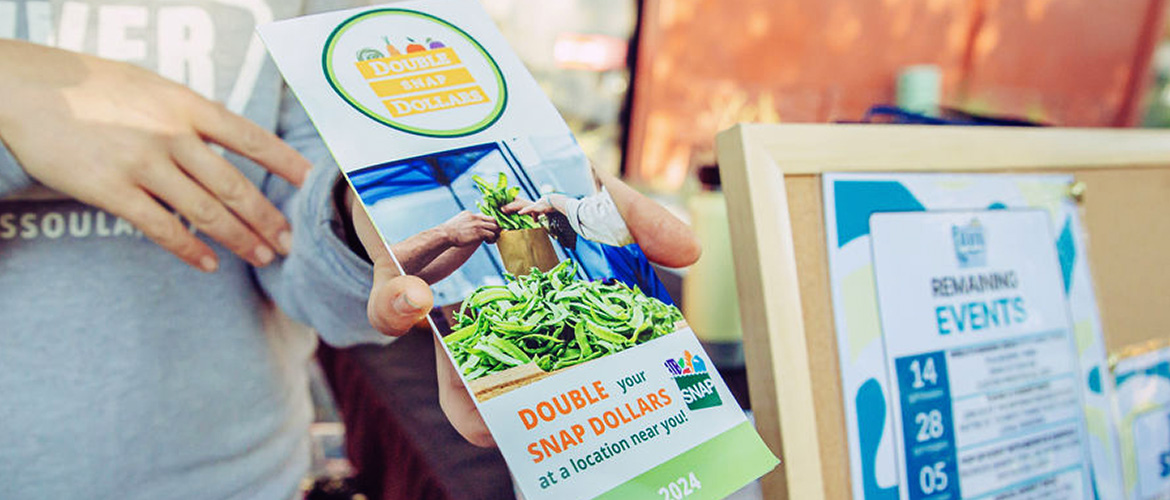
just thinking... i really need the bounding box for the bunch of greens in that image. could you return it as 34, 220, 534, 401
472, 173, 540, 230
444, 260, 684, 380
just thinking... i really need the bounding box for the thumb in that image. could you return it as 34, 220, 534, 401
344, 181, 434, 335
367, 258, 433, 336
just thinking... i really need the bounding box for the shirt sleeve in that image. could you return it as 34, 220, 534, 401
252, 88, 391, 348
0, 139, 35, 198
564, 188, 635, 248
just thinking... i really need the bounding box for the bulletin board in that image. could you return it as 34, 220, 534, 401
714, 124, 1170, 499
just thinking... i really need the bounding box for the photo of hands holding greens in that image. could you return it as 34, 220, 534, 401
349, 136, 700, 399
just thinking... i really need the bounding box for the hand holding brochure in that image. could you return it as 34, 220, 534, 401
258, 2, 778, 498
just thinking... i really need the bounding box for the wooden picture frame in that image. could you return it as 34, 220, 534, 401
714, 124, 1170, 499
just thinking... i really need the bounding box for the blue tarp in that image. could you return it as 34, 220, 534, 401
349, 144, 497, 206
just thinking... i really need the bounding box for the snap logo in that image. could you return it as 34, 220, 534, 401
323, 9, 507, 137
665, 350, 722, 411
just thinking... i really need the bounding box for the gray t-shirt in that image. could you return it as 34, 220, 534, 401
0, 0, 391, 498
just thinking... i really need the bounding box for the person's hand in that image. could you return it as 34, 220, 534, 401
500, 196, 540, 215
435, 335, 494, 447
439, 211, 500, 247
502, 194, 571, 217
0, 40, 310, 271
343, 187, 434, 335
344, 188, 492, 446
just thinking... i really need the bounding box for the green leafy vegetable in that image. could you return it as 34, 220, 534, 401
472, 173, 541, 230
444, 260, 684, 380
356, 48, 385, 61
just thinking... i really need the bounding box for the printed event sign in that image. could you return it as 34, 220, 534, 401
1113, 346, 1170, 500
822, 174, 1121, 499
872, 210, 1092, 498
258, 2, 777, 499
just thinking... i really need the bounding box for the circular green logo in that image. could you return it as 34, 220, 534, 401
322, 9, 508, 138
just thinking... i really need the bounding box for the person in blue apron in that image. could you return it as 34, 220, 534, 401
502, 167, 700, 304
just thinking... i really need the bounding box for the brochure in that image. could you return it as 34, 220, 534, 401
257, 2, 778, 499
821, 173, 1120, 499
1113, 344, 1170, 500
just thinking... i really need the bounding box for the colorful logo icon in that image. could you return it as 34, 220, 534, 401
952, 219, 986, 268
665, 350, 722, 411
323, 9, 507, 137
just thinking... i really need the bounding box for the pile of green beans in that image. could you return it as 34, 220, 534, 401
472, 173, 540, 230
444, 260, 684, 380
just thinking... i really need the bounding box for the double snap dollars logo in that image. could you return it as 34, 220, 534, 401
323, 9, 507, 137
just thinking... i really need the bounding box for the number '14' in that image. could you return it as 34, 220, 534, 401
910, 358, 938, 389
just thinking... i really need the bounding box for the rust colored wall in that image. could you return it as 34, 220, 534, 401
627, 0, 1166, 189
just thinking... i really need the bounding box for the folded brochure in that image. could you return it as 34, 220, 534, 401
258, 2, 778, 498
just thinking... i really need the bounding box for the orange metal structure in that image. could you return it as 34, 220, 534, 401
627, 0, 1167, 189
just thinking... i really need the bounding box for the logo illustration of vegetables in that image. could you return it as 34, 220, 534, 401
405, 37, 427, 53
472, 173, 540, 230
356, 35, 445, 62
444, 260, 684, 380
382, 36, 402, 56
356, 47, 385, 61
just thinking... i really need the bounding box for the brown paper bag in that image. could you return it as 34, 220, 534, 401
496, 227, 559, 276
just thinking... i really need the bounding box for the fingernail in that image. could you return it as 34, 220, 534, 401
394, 290, 423, 314
200, 256, 218, 273
277, 230, 293, 254
255, 245, 275, 265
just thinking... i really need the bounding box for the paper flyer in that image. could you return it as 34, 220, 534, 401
1113, 345, 1170, 500
256, 2, 777, 499
821, 173, 1120, 500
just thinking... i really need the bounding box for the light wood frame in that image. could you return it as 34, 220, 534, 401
714, 124, 1170, 499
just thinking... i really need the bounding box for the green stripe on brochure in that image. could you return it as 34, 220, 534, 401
594, 421, 779, 500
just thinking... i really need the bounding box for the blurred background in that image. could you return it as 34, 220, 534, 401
313, 1, 1170, 499
487, 0, 1170, 187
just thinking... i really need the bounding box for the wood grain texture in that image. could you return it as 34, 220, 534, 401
714, 127, 788, 497
785, 176, 850, 500
748, 124, 1170, 173
716, 127, 825, 499
716, 123, 1170, 499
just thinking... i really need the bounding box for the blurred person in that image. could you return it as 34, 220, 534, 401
0, 2, 487, 499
